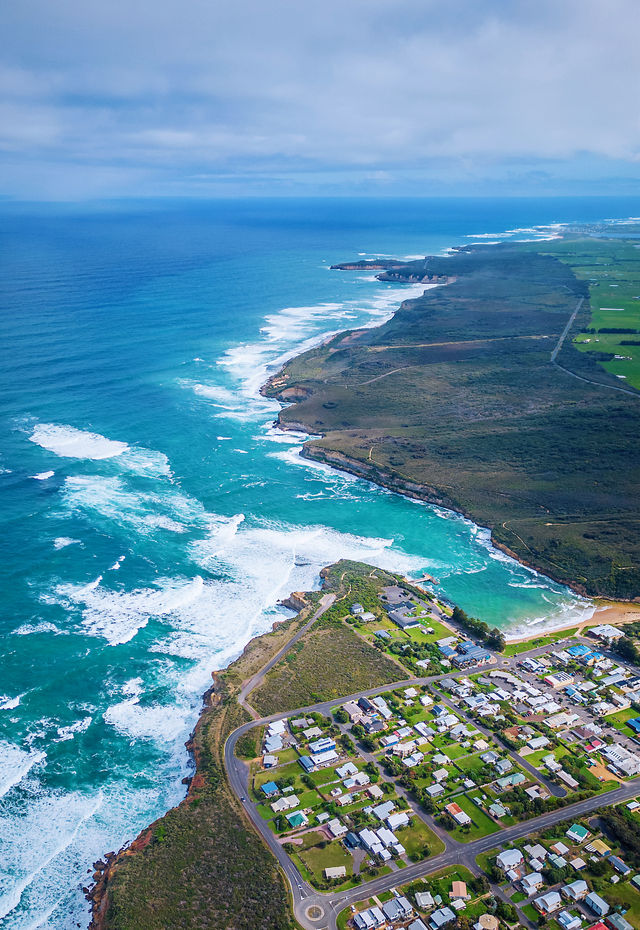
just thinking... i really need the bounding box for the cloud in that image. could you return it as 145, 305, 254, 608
0, 0, 639, 197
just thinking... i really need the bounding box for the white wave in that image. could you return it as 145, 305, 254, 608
255, 424, 309, 444
0, 694, 24, 711
0, 744, 46, 800
108, 555, 126, 571
12, 621, 59, 636
30, 424, 128, 460
214, 281, 431, 422
104, 697, 188, 743
53, 537, 80, 550
0, 788, 103, 922
61, 475, 190, 537
31, 471, 54, 481
52, 575, 207, 645
29, 422, 171, 477
217, 435, 232, 440
53, 717, 92, 743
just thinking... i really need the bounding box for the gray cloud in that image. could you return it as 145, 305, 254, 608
1, 0, 639, 197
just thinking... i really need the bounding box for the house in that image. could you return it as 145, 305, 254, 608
428, 907, 456, 929
521, 873, 544, 895
345, 831, 360, 848
354, 907, 385, 930
261, 780, 279, 797
372, 800, 395, 821
444, 802, 471, 826
327, 818, 347, 838
495, 758, 513, 775
390, 609, 421, 631
534, 891, 563, 916
286, 810, 308, 828
496, 772, 526, 789
350, 603, 364, 615
359, 828, 380, 851
298, 755, 315, 773
264, 735, 283, 753
311, 749, 339, 768
451, 881, 468, 900
601, 745, 640, 777
309, 736, 336, 754
607, 914, 633, 930
303, 726, 322, 739
570, 857, 586, 871
343, 700, 364, 723
557, 910, 582, 930
415, 891, 435, 910
262, 754, 278, 768
496, 849, 524, 872
426, 783, 445, 798
607, 854, 630, 876
474, 917, 499, 930
387, 811, 410, 830
360, 612, 376, 623
324, 866, 346, 879
337, 761, 358, 779
382, 896, 413, 922
558, 770, 580, 790
271, 795, 299, 813
566, 824, 590, 843
584, 892, 609, 917
562, 880, 589, 902
528, 736, 551, 750
551, 842, 570, 856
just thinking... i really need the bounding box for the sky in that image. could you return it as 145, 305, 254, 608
1, 0, 639, 199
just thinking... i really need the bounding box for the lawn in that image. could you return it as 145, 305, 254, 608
522, 903, 540, 923
397, 819, 446, 860
607, 707, 640, 737
601, 880, 640, 928
503, 628, 579, 656
475, 848, 500, 877
448, 793, 500, 843
296, 840, 353, 888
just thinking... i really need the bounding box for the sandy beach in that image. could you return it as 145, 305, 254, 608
506, 599, 640, 645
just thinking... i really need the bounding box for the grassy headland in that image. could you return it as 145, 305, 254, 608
265, 238, 640, 599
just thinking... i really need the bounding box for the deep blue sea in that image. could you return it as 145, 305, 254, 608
1, 196, 639, 928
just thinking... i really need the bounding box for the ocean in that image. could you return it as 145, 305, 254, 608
0, 196, 637, 929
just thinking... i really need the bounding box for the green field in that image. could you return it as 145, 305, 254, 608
294, 840, 354, 889
269, 239, 640, 598
606, 706, 640, 736
397, 818, 446, 860
448, 793, 500, 842
543, 237, 640, 390
503, 628, 580, 656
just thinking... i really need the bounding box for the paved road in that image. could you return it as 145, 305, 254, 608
551, 296, 584, 362
238, 593, 336, 717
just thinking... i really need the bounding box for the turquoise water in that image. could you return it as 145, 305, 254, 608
1, 197, 637, 928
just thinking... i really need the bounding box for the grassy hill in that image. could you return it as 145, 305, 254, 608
266, 240, 640, 599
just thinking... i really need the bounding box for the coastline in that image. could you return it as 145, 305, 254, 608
87, 233, 640, 929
